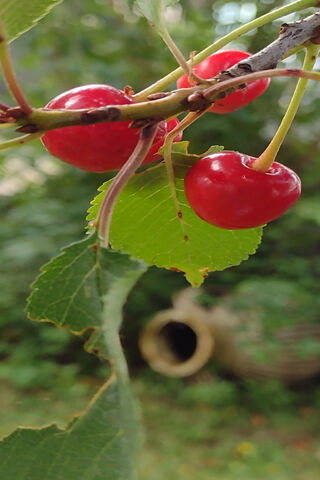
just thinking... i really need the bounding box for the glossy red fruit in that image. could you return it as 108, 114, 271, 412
147, 117, 182, 161
184, 151, 301, 229
42, 84, 182, 172
177, 50, 270, 114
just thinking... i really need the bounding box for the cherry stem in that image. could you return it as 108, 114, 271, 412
0, 122, 15, 130
98, 123, 159, 248
158, 23, 190, 78
157, 23, 206, 86
202, 68, 320, 101
188, 51, 211, 86
163, 108, 211, 217
133, 0, 318, 101
282, 43, 307, 60
0, 20, 32, 115
0, 132, 42, 150
252, 44, 320, 172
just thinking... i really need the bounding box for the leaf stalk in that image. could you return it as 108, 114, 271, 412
98, 124, 159, 247
0, 19, 32, 114
253, 44, 320, 171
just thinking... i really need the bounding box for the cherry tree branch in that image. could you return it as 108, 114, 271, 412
24, 68, 320, 132
134, 0, 320, 100
2, 8, 320, 138
216, 12, 320, 83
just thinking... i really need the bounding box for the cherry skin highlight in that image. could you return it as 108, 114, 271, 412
42, 84, 182, 172
184, 151, 301, 229
177, 50, 270, 114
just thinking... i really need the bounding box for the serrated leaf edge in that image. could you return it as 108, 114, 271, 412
5, 0, 63, 43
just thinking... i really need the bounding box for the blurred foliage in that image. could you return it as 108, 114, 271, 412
135, 372, 320, 479
136, 370, 304, 413
0, 0, 320, 391
197, 278, 320, 363
179, 379, 239, 408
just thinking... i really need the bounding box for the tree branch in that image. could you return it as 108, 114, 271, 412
134, 0, 320, 101
217, 12, 320, 82
4, 10, 320, 136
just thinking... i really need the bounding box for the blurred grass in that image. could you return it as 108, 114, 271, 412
136, 373, 320, 480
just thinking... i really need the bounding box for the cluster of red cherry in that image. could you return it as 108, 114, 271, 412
42, 50, 301, 230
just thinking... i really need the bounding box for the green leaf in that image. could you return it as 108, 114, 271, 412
135, 0, 179, 29
0, 378, 138, 480
88, 142, 263, 287
27, 235, 102, 337
0, 235, 147, 479
0, 0, 62, 43
26, 234, 146, 349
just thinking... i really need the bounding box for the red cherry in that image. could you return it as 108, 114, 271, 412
147, 117, 182, 162
184, 151, 301, 229
42, 84, 182, 172
177, 50, 270, 114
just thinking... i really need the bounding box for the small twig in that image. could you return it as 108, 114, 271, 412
98, 123, 159, 247
202, 68, 320, 105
